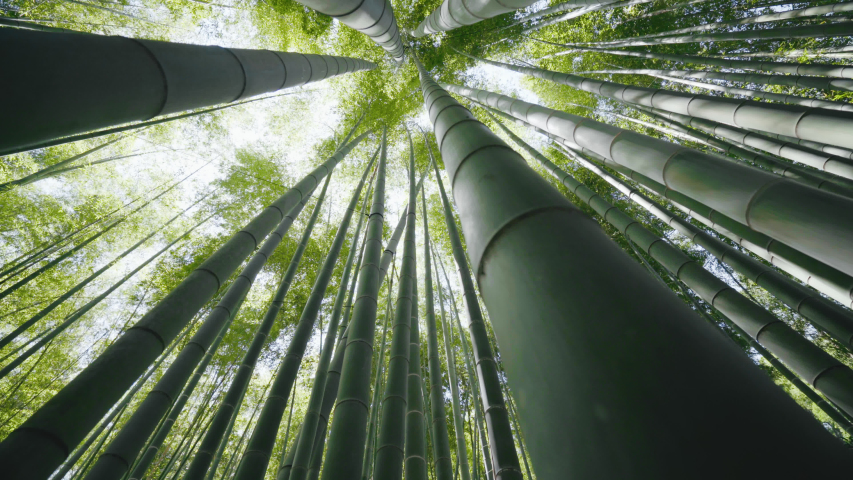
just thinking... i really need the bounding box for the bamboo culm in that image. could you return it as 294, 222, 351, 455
373, 125, 418, 480
417, 55, 852, 478
441, 78, 853, 278
317, 125, 388, 480
421, 185, 454, 480
0, 28, 375, 153
403, 264, 428, 480
0, 131, 368, 480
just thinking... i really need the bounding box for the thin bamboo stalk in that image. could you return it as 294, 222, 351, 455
587, 67, 853, 92
520, 0, 654, 35
403, 264, 428, 480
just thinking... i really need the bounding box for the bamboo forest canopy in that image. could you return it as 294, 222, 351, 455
4, 0, 853, 478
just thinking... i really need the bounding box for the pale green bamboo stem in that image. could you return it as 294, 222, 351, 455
404, 265, 428, 480
520, 0, 654, 35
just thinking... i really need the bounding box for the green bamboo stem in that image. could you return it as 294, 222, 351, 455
740, 45, 853, 58
614, 0, 725, 24
373, 125, 417, 480
421, 186, 454, 480
574, 19, 853, 47
230, 138, 375, 480
215, 384, 269, 480
419, 106, 516, 479
292, 0, 404, 61
0, 131, 367, 480
520, 0, 654, 35
317, 124, 388, 480
505, 0, 581, 29
587, 67, 853, 93
739, 127, 853, 161
276, 423, 304, 480
638, 1, 853, 39
458, 51, 853, 149
636, 104, 853, 182
0, 213, 213, 380
404, 264, 428, 480
429, 242, 471, 480
286, 150, 379, 480
362, 263, 395, 480
417, 54, 852, 477
442, 80, 853, 279
0, 28, 375, 154
560, 45, 853, 80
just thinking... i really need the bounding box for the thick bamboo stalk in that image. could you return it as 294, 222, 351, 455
373, 126, 417, 480
510, 114, 853, 438
286, 151, 379, 480
442, 80, 853, 277
420, 101, 518, 480
361, 265, 394, 480
640, 1, 853, 38
314, 124, 387, 480
230, 143, 376, 480
421, 186, 454, 480
0, 28, 375, 153
430, 243, 471, 480
562, 45, 853, 79
417, 55, 853, 477
503, 108, 853, 309
739, 127, 853, 160
291, 0, 404, 61
403, 266, 428, 480
576, 19, 853, 47
0, 131, 367, 480
588, 67, 853, 93
637, 104, 853, 182
458, 51, 853, 149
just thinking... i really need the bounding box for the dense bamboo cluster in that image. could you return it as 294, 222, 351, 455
5, 0, 853, 478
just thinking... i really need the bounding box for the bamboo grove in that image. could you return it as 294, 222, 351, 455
3, 0, 853, 477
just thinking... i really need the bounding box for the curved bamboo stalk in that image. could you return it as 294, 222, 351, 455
0, 131, 368, 480
560, 45, 853, 79
586, 67, 853, 92
429, 242, 471, 480
421, 187, 454, 480
287, 150, 379, 480
498, 106, 853, 309
573, 19, 853, 47
291, 0, 404, 61
496, 113, 853, 422
0, 28, 375, 153
442, 80, 853, 277
638, 105, 853, 181
373, 126, 418, 480
417, 54, 852, 477
458, 51, 853, 149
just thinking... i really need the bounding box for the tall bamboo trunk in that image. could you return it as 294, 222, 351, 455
429, 242, 472, 480
415, 54, 852, 478
0, 131, 368, 480
459, 51, 853, 149
373, 127, 418, 480
316, 125, 388, 480
404, 267, 428, 480
442, 80, 853, 277
0, 29, 374, 154
291, 0, 404, 61
421, 187, 454, 480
